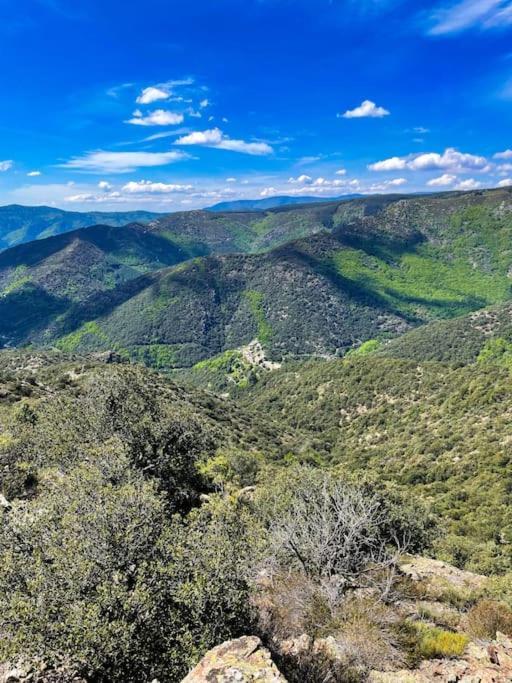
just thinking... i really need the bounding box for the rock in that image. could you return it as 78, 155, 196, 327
1, 669, 28, 683
369, 631, 512, 682
90, 350, 126, 365
400, 556, 487, 592
181, 636, 287, 682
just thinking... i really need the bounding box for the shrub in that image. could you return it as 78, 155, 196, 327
256, 467, 433, 590
463, 599, 512, 640
198, 449, 264, 490
413, 623, 468, 659
0, 457, 258, 682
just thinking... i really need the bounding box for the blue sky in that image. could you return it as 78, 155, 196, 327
1, 0, 512, 211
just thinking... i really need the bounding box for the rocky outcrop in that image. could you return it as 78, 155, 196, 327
400, 556, 487, 592
370, 632, 512, 683
181, 636, 287, 682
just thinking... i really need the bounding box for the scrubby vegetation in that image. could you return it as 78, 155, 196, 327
0, 355, 440, 682
3, 189, 512, 681
241, 355, 512, 574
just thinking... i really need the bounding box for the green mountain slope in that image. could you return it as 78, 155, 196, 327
2, 188, 512, 368
0, 204, 161, 250
239, 354, 512, 573
378, 301, 512, 365
0, 222, 206, 345
32, 231, 417, 366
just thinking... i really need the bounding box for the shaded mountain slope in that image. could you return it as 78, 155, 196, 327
0, 204, 161, 250
0, 222, 206, 345
2, 188, 512, 368
379, 301, 512, 365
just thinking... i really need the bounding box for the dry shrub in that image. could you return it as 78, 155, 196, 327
253, 570, 333, 642
255, 575, 407, 683
462, 599, 512, 640
328, 596, 407, 673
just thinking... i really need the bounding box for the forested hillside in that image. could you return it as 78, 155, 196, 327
0, 205, 160, 250
2, 188, 512, 369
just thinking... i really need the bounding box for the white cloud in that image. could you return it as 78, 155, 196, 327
66, 192, 122, 203
368, 156, 407, 171
136, 86, 170, 104
498, 178, 512, 187
260, 187, 278, 197
369, 148, 489, 172
367, 178, 408, 192
340, 100, 390, 119
122, 180, 193, 194
498, 163, 512, 174
427, 0, 512, 35
60, 149, 191, 173
174, 128, 273, 155
199, 98, 209, 108
126, 109, 184, 126
226, 177, 237, 183
335, 168, 347, 176
0, 160, 13, 172
427, 173, 458, 186
98, 181, 112, 191
494, 149, 512, 159
27, 170, 41, 177
409, 148, 488, 171
288, 174, 313, 184
455, 178, 481, 190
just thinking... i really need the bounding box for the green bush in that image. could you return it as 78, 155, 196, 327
413, 623, 468, 659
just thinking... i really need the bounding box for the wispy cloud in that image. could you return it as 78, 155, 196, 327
59, 149, 191, 173
0, 160, 13, 172
27, 170, 41, 177
122, 180, 193, 194
426, 0, 512, 35
427, 173, 458, 186
175, 128, 273, 155
134, 79, 195, 105
126, 109, 184, 126
455, 178, 482, 189
136, 86, 171, 104
340, 100, 390, 119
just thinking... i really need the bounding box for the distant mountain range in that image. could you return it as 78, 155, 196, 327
0, 204, 162, 250
207, 194, 363, 212
1, 188, 512, 368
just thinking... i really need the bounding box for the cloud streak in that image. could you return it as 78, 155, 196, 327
126, 109, 184, 126
175, 128, 273, 155
427, 0, 512, 35
59, 149, 191, 173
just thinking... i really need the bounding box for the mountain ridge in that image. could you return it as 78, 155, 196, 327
2, 187, 512, 369
0, 203, 163, 250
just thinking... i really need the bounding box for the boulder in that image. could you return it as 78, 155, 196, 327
181, 636, 287, 682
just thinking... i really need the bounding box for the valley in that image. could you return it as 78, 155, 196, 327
2, 188, 512, 682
